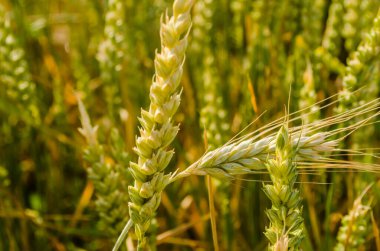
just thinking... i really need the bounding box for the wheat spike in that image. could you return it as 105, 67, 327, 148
123, 0, 194, 249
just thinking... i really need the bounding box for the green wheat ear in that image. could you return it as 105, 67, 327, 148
263, 124, 304, 250
97, 0, 127, 123
77, 96, 131, 237
338, 11, 380, 113
0, 4, 40, 125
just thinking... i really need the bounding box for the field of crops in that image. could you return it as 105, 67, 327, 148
1, 0, 380, 250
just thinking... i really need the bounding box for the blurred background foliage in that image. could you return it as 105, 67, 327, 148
1, 0, 380, 250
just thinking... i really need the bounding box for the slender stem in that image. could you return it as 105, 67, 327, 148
113, 219, 134, 251
207, 175, 219, 251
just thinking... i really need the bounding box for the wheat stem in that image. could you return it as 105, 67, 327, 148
207, 175, 219, 251
112, 219, 133, 251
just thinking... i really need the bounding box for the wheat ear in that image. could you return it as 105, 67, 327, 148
264, 124, 304, 250
97, 0, 127, 122
299, 60, 319, 124
338, 11, 380, 112
341, 0, 361, 52
120, 0, 194, 250
0, 4, 40, 125
172, 98, 380, 181
334, 185, 373, 251
77, 96, 131, 237
322, 0, 344, 56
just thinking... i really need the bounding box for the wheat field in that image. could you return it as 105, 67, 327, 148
1, 0, 380, 250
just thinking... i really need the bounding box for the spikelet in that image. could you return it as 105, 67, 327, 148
127, 0, 194, 248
